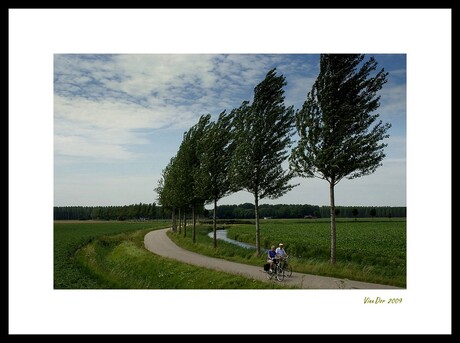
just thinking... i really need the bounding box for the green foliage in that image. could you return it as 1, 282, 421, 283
230, 68, 296, 200
156, 115, 214, 234
178, 114, 211, 207
54, 203, 161, 221
180, 115, 213, 241
290, 54, 391, 184
54, 203, 406, 221
155, 157, 179, 210
155, 115, 213, 232
370, 208, 377, 218
208, 204, 406, 219
319, 205, 405, 218
195, 110, 234, 203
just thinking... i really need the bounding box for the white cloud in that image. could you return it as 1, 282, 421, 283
108, 54, 217, 99
385, 135, 406, 158
54, 95, 187, 161
54, 54, 307, 165
54, 134, 136, 161
283, 74, 316, 109
379, 84, 406, 118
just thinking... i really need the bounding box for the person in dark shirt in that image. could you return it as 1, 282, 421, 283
267, 245, 277, 272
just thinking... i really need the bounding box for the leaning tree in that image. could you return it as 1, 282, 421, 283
230, 68, 296, 255
195, 110, 235, 248
155, 156, 183, 231
177, 114, 211, 243
290, 54, 392, 264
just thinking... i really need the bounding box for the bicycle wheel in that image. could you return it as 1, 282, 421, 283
275, 265, 285, 281
267, 268, 275, 280
284, 264, 292, 277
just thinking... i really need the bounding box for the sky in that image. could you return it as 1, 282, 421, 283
54, 53, 406, 207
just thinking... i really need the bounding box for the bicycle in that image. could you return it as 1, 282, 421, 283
266, 258, 285, 281
278, 256, 292, 277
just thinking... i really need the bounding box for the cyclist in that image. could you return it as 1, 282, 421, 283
267, 245, 277, 272
276, 243, 288, 268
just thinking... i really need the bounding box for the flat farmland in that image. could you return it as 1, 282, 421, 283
226, 218, 406, 287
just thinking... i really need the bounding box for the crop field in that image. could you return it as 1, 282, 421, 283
229, 219, 405, 262
227, 218, 406, 286
169, 218, 406, 287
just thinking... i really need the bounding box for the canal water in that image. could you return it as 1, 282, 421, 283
207, 229, 256, 250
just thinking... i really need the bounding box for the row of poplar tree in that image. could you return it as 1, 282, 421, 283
156, 54, 392, 263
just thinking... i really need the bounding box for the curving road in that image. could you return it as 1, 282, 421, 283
144, 228, 401, 289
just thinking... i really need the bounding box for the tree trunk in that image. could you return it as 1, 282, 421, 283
172, 207, 177, 232
192, 205, 196, 243
255, 193, 261, 256
183, 210, 187, 238
178, 208, 182, 234
329, 181, 336, 264
213, 198, 217, 248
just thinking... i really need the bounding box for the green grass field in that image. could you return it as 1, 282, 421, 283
54, 221, 168, 288
55, 218, 405, 288
169, 218, 406, 287
54, 221, 286, 289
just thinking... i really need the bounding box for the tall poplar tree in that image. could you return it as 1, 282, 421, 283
178, 114, 211, 243
290, 54, 391, 264
230, 68, 296, 255
155, 156, 182, 231
195, 110, 235, 248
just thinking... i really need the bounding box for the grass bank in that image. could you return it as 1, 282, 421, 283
54, 221, 285, 289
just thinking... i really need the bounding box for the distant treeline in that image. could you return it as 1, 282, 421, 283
210, 203, 405, 219
53, 203, 172, 221
54, 203, 406, 221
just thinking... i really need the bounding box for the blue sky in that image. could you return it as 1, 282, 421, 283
54, 53, 406, 207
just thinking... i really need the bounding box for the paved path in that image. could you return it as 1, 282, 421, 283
144, 228, 400, 289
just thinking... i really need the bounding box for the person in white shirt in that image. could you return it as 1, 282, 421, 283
275, 243, 287, 257
275, 243, 288, 267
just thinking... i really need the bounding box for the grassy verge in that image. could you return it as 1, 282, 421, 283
54, 221, 170, 288
55, 221, 286, 289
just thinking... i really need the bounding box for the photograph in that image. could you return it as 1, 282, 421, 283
53, 53, 407, 291
9, 9, 451, 335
